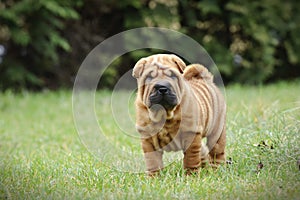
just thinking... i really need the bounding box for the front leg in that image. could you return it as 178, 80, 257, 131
141, 139, 163, 176
183, 133, 202, 173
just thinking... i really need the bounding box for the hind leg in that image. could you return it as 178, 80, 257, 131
209, 127, 226, 168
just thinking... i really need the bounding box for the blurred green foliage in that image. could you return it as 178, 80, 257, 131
0, 0, 81, 90
0, 0, 299, 90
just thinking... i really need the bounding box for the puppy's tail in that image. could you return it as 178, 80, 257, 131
183, 64, 213, 82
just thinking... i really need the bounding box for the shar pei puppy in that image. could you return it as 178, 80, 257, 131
132, 54, 226, 175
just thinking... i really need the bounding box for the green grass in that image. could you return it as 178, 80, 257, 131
1, 81, 300, 199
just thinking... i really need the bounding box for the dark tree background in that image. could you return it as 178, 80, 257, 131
0, 0, 299, 90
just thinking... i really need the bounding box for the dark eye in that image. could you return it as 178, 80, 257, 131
145, 74, 153, 82
169, 71, 177, 79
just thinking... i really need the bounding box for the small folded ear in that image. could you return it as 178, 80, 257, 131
171, 55, 186, 73
183, 64, 213, 82
132, 58, 147, 78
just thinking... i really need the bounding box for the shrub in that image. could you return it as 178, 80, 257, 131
0, 0, 81, 90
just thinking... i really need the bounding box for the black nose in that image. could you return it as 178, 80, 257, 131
158, 87, 168, 94
154, 84, 170, 95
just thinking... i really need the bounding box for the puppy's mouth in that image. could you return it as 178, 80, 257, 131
149, 82, 178, 111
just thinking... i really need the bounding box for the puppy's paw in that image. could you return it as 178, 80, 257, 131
147, 170, 161, 177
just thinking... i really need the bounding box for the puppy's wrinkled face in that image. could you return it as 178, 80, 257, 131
144, 67, 180, 111
132, 54, 186, 120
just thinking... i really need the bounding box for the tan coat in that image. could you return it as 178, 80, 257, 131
133, 54, 226, 175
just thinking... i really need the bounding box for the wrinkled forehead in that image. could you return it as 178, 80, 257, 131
147, 55, 179, 68
138, 55, 184, 79
143, 63, 177, 78
145, 60, 168, 71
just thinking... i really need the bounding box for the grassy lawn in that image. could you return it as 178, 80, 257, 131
1, 81, 300, 199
